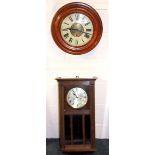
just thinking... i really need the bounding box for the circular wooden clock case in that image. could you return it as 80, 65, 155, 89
51, 2, 103, 55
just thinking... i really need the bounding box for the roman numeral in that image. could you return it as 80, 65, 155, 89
86, 29, 92, 32
82, 16, 85, 20
82, 39, 85, 42
64, 33, 69, 39
85, 22, 90, 26
75, 14, 79, 20
84, 33, 90, 39
69, 16, 73, 22
64, 22, 69, 25
62, 29, 68, 31
69, 37, 73, 43
75, 40, 78, 45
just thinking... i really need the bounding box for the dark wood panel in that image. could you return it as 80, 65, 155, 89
64, 110, 90, 115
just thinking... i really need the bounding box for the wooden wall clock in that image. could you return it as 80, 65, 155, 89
51, 2, 103, 55
56, 77, 97, 153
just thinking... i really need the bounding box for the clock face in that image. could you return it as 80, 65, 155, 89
67, 87, 88, 109
61, 13, 94, 47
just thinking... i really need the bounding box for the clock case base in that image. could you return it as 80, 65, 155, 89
62, 144, 96, 153
56, 78, 96, 153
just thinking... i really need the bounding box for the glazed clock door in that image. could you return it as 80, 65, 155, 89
56, 78, 96, 153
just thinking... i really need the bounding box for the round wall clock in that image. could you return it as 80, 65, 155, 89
51, 2, 103, 55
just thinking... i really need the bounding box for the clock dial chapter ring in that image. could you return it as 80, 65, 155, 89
66, 87, 88, 109
60, 12, 94, 48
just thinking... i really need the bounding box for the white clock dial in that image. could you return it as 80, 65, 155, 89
61, 13, 94, 47
67, 87, 88, 109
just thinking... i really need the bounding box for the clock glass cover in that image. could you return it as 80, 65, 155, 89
61, 13, 94, 47
67, 87, 88, 109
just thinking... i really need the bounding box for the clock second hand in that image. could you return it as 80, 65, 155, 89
64, 28, 92, 35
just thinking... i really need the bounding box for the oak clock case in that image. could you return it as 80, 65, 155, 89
51, 2, 103, 55
56, 78, 96, 153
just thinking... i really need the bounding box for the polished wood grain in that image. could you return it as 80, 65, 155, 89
51, 2, 103, 55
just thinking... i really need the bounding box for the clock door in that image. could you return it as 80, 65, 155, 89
56, 78, 96, 153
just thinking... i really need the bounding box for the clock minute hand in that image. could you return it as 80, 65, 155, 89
70, 28, 92, 35
65, 28, 92, 35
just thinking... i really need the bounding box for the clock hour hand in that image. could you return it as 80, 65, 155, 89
72, 90, 78, 98
64, 28, 92, 35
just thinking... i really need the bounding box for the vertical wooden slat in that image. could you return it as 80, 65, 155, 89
82, 114, 86, 144
60, 85, 65, 149
90, 84, 96, 149
70, 115, 73, 144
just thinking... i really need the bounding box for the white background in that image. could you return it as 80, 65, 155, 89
0, 0, 155, 155
46, 0, 109, 139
